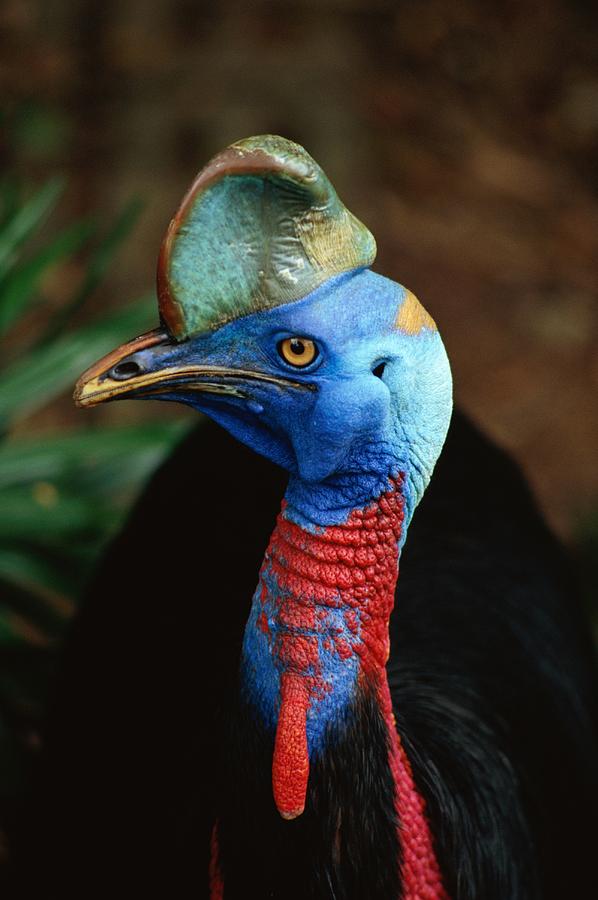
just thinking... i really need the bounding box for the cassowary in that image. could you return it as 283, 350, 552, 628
14, 136, 598, 898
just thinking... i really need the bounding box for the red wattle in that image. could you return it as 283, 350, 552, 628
272, 673, 310, 818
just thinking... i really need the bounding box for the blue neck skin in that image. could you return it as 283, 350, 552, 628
282, 440, 414, 535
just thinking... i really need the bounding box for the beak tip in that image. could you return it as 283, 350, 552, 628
73, 374, 106, 409
72, 378, 91, 408
72, 328, 169, 411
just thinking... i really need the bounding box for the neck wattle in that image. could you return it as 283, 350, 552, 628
240, 473, 447, 898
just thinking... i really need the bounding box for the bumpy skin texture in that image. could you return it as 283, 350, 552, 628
237, 479, 446, 896
246, 487, 407, 778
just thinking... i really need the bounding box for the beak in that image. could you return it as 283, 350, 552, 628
74, 328, 315, 409
74, 329, 169, 407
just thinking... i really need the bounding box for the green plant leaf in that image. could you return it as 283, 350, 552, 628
0, 422, 186, 490
0, 177, 65, 279
0, 296, 156, 427
0, 487, 104, 544
41, 197, 144, 343
0, 176, 21, 229
0, 423, 186, 619
0, 548, 75, 614
0, 219, 94, 337
0, 563, 72, 649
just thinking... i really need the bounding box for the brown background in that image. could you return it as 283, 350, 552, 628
2, 0, 598, 543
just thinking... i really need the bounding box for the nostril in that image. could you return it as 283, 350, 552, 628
110, 359, 144, 380
372, 362, 386, 379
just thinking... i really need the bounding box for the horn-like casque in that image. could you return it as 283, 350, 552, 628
157, 134, 376, 339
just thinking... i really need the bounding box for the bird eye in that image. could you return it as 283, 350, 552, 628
277, 337, 318, 367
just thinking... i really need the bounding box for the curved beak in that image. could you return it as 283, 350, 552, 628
74, 328, 315, 409
74, 329, 170, 407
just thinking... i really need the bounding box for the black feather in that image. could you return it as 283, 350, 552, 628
218, 681, 400, 899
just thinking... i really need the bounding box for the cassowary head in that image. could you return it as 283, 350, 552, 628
75, 135, 452, 526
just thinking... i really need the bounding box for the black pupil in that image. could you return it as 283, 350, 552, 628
290, 339, 305, 356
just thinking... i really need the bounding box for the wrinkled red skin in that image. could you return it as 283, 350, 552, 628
209, 825, 224, 900
267, 485, 406, 821
379, 676, 448, 899
210, 479, 447, 898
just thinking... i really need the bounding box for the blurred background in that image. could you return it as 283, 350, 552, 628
0, 0, 597, 843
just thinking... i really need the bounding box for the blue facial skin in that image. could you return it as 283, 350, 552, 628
133, 267, 453, 537
122, 267, 452, 756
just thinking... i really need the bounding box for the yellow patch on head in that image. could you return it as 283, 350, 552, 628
395, 289, 436, 334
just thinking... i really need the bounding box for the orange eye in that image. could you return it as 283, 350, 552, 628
278, 337, 318, 367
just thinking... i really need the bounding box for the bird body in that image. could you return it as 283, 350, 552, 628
12, 136, 598, 898
16, 416, 598, 899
